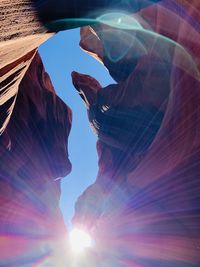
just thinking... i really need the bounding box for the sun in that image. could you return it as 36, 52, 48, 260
69, 228, 93, 253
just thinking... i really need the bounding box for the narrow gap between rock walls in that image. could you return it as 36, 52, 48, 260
39, 28, 115, 229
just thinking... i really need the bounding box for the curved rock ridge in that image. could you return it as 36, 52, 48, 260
0, 0, 200, 266
0, 0, 161, 135
72, 1, 200, 266
0, 0, 51, 134
33, 0, 161, 31
0, 52, 72, 266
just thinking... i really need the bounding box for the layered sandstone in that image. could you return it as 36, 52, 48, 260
0, 0, 161, 134
0, 52, 72, 266
72, 1, 200, 266
0, 0, 200, 266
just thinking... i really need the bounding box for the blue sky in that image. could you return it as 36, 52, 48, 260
39, 29, 114, 228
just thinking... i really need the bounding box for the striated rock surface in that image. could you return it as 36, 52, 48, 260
72, 1, 200, 266
0, 0, 52, 134
0, 0, 161, 134
1, 0, 200, 266
0, 52, 72, 266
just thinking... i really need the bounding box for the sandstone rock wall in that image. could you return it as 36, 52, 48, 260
72, 1, 200, 266
0, 0, 163, 134
0, 1, 200, 266
0, 52, 72, 266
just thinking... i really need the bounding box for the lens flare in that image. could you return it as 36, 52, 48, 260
97, 12, 143, 30
96, 12, 200, 80
45, 11, 200, 80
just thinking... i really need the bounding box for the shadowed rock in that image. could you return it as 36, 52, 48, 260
1, 0, 200, 266
72, 1, 200, 266
0, 0, 160, 134
0, 52, 72, 266
33, 0, 161, 31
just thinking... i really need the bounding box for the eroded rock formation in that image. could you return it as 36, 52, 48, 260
1, 1, 200, 266
0, 1, 52, 134
0, 0, 161, 134
0, 52, 72, 266
72, 1, 200, 266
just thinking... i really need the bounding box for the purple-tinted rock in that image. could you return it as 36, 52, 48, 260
72, 1, 200, 266
0, 0, 160, 134
0, 52, 72, 266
